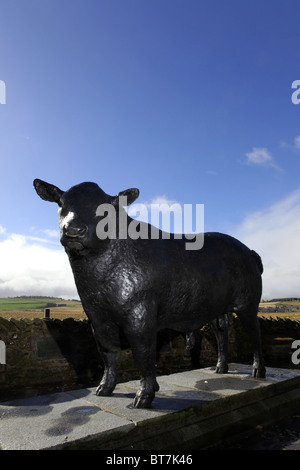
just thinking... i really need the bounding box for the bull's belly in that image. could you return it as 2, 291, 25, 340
160, 317, 208, 333
157, 303, 228, 333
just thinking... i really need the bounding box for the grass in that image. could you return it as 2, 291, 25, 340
0, 297, 71, 311
258, 299, 300, 321
0, 297, 85, 320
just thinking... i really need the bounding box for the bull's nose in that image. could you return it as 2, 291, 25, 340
64, 225, 87, 238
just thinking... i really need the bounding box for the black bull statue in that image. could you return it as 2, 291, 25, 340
34, 179, 266, 408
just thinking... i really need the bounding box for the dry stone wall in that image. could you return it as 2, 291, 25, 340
0, 315, 299, 401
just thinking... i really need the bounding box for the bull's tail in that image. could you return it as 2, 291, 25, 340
251, 250, 264, 274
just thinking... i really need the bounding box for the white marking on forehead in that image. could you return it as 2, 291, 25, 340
64, 211, 75, 224
59, 210, 75, 227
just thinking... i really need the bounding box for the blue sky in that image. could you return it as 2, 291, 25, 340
0, 0, 300, 299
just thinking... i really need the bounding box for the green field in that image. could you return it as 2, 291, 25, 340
0, 297, 78, 311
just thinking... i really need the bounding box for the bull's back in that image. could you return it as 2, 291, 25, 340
155, 232, 263, 330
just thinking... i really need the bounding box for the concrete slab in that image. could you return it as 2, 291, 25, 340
0, 391, 134, 450
0, 364, 300, 450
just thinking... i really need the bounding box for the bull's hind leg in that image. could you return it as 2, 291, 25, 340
211, 314, 229, 374
237, 307, 266, 378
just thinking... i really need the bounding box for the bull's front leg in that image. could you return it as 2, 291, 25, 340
131, 346, 160, 408
125, 303, 159, 408
87, 318, 120, 397
96, 351, 118, 396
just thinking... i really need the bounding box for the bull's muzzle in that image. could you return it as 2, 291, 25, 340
63, 225, 87, 238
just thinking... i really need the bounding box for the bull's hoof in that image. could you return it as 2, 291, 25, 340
252, 367, 266, 379
132, 391, 155, 409
95, 383, 115, 396
215, 364, 228, 374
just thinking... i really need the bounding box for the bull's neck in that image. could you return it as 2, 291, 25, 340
66, 236, 133, 271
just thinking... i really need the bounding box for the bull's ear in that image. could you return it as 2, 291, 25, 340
33, 179, 64, 203
113, 188, 140, 207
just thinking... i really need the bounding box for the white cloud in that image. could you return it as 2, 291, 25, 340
43, 229, 60, 238
233, 190, 300, 300
128, 195, 184, 233
294, 136, 300, 149
29, 226, 60, 240
279, 135, 300, 151
0, 232, 78, 299
245, 147, 281, 170
246, 147, 272, 165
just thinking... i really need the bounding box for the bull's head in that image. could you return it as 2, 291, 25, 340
33, 179, 139, 255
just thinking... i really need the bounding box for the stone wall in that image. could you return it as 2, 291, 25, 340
0, 315, 299, 401
0, 317, 101, 401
